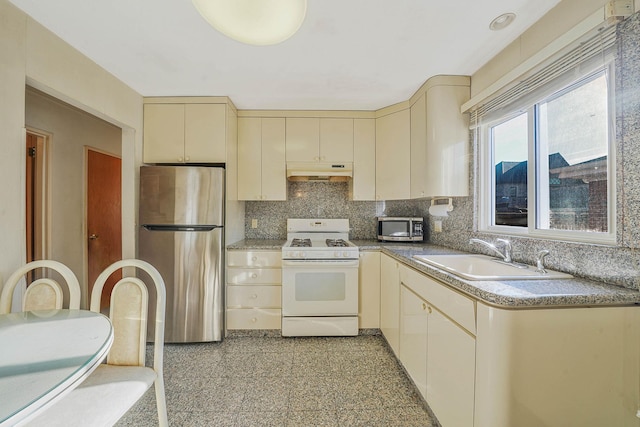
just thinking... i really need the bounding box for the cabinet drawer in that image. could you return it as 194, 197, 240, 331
400, 266, 475, 334
227, 308, 281, 329
227, 285, 281, 308
227, 268, 281, 285
227, 251, 282, 267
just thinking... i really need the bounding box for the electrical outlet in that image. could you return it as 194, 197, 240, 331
251, 219, 258, 229
434, 220, 442, 233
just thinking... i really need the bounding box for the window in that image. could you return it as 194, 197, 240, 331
480, 67, 615, 243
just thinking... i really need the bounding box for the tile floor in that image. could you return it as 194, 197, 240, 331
116, 333, 437, 427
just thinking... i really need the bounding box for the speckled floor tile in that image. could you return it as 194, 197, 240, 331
115, 335, 438, 427
285, 410, 340, 427
169, 410, 236, 427
235, 410, 288, 427
337, 407, 434, 427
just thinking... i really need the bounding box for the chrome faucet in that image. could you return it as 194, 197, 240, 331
536, 250, 550, 274
469, 238, 512, 263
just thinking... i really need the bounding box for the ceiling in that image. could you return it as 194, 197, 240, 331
9, 0, 561, 111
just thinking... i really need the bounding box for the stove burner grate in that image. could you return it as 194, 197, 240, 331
326, 239, 348, 247
291, 238, 312, 247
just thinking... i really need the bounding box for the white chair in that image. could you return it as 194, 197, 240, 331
0, 260, 81, 314
26, 259, 168, 427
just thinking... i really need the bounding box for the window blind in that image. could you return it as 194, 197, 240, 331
470, 24, 617, 124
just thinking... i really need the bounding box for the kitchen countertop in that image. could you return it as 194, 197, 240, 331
227, 239, 640, 308
227, 239, 287, 250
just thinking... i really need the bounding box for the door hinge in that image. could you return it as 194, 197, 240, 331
28, 147, 36, 157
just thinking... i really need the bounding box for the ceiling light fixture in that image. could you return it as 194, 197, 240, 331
489, 12, 516, 31
192, 0, 307, 46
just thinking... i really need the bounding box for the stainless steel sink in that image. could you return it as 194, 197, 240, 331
412, 254, 573, 281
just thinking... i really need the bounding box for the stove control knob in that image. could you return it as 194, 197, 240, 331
343, 251, 350, 257
300, 252, 306, 258
294, 251, 300, 258
334, 251, 341, 258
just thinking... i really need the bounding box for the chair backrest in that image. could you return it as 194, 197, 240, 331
90, 259, 166, 369
0, 260, 81, 314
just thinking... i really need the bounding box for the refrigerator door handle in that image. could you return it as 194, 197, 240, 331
142, 225, 223, 232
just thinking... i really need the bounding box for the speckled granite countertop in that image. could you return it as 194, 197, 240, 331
227, 239, 287, 250
228, 239, 640, 308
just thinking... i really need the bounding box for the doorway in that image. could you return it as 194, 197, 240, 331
25, 130, 49, 282
86, 148, 122, 308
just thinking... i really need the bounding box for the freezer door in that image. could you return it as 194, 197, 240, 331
139, 165, 224, 226
139, 226, 223, 343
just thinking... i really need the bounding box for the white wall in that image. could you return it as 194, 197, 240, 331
471, 0, 609, 97
0, 0, 142, 299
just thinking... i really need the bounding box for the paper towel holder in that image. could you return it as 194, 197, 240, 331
429, 198, 453, 216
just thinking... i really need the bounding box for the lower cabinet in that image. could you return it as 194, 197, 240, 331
399, 284, 428, 397
358, 251, 381, 329
226, 250, 282, 330
380, 253, 401, 356
396, 262, 476, 427
426, 305, 475, 427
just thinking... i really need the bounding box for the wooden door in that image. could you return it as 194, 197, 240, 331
26, 133, 36, 268
87, 149, 122, 308
26, 132, 48, 283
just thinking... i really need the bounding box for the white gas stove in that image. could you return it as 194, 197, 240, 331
282, 219, 359, 261
281, 219, 359, 337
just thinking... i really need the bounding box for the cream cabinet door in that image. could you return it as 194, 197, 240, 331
399, 284, 428, 398
426, 306, 475, 427
358, 251, 380, 329
351, 119, 376, 201
424, 84, 470, 197
375, 109, 410, 200
184, 103, 226, 163
238, 118, 286, 201
143, 104, 185, 163
320, 118, 353, 162
380, 253, 400, 356
285, 117, 320, 162
410, 93, 427, 199
238, 117, 263, 200
260, 118, 286, 200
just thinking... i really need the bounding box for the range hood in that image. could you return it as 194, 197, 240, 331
286, 162, 353, 182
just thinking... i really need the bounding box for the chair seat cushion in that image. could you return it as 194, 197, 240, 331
26, 365, 156, 427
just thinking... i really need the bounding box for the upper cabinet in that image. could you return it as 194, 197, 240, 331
410, 93, 428, 199
424, 82, 470, 197
375, 107, 411, 201
351, 119, 376, 201
285, 118, 354, 163
410, 76, 471, 198
143, 100, 228, 164
238, 117, 286, 201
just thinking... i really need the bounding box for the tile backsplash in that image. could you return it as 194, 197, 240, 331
245, 182, 429, 240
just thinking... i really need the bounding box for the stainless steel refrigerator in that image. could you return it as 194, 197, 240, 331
138, 165, 224, 343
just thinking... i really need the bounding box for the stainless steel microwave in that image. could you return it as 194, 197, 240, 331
377, 217, 424, 242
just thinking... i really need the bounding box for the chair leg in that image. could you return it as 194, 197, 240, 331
155, 378, 168, 427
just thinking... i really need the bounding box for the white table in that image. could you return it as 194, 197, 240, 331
0, 309, 113, 426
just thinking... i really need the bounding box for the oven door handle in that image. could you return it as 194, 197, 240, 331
281, 259, 360, 268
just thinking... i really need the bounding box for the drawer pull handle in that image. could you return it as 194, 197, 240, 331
250, 294, 258, 299
251, 273, 258, 279
427, 306, 432, 314
251, 256, 258, 261
251, 317, 257, 323
422, 302, 427, 310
